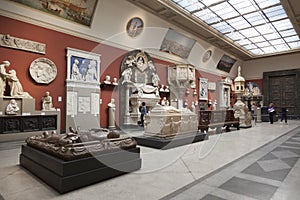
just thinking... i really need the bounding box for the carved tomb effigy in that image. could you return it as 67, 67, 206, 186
134, 105, 206, 149
20, 127, 141, 193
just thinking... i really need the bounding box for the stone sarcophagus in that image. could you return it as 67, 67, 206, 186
20, 127, 141, 193
144, 105, 198, 138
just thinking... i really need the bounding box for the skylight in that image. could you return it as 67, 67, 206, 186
170, 0, 300, 56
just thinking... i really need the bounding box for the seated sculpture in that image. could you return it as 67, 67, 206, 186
26, 127, 137, 160
42, 91, 56, 111
6, 99, 19, 115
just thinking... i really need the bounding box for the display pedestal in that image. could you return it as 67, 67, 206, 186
20, 145, 141, 193
134, 131, 207, 150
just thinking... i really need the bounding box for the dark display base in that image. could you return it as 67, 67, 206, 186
20, 145, 141, 193
134, 132, 207, 150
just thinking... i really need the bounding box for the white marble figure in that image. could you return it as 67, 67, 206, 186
191, 101, 196, 113
161, 97, 169, 106
0, 60, 10, 96
104, 75, 111, 84
160, 84, 165, 92
108, 98, 116, 129
165, 86, 169, 92
122, 68, 132, 84
7, 69, 32, 98
152, 73, 160, 87
113, 77, 118, 85
6, 99, 19, 115
72, 59, 82, 80
85, 63, 97, 82
42, 91, 56, 111
212, 100, 217, 110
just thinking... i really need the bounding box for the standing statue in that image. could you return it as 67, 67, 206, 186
0, 60, 10, 96
42, 91, 56, 111
71, 59, 82, 80
152, 73, 160, 87
108, 98, 116, 129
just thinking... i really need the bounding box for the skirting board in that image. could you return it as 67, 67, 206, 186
20, 145, 141, 193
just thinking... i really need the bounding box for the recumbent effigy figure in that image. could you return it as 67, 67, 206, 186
26, 127, 137, 161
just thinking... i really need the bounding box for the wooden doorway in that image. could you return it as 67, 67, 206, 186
263, 69, 300, 119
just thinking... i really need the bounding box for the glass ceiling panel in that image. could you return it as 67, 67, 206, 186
250, 49, 264, 54
227, 17, 251, 30
239, 28, 260, 37
280, 29, 297, 37
200, 0, 224, 7
249, 36, 265, 43
289, 41, 300, 49
256, 41, 270, 47
244, 12, 267, 26
254, 0, 280, 9
225, 32, 244, 41
236, 39, 251, 46
229, 0, 257, 14
284, 35, 300, 42
170, 0, 300, 56
255, 23, 275, 35
272, 19, 293, 31
264, 32, 280, 40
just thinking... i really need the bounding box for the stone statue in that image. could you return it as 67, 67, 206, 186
152, 73, 160, 87
6, 99, 19, 115
42, 91, 56, 111
0, 60, 10, 96
113, 77, 118, 85
7, 69, 32, 98
108, 98, 116, 129
122, 68, 132, 84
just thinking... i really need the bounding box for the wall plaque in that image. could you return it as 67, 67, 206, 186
0, 34, 46, 54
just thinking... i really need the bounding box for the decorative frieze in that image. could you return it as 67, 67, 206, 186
0, 34, 46, 54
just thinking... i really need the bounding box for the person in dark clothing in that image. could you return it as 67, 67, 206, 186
140, 102, 147, 127
281, 107, 288, 124
268, 103, 275, 124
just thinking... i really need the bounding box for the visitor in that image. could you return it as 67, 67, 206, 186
140, 102, 147, 127
268, 103, 275, 124
281, 107, 288, 124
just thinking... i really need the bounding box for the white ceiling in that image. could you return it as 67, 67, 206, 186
125, 0, 300, 60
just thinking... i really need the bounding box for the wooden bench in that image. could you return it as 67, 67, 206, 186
198, 110, 239, 133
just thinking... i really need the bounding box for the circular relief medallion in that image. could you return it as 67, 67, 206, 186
202, 50, 212, 63
126, 17, 144, 37
29, 57, 57, 84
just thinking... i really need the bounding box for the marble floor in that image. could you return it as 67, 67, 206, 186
0, 120, 300, 200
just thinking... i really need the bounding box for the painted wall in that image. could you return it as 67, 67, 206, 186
242, 52, 300, 79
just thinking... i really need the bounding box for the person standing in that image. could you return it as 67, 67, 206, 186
268, 103, 275, 124
281, 107, 288, 124
140, 102, 147, 127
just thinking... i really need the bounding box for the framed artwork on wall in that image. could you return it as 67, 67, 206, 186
199, 78, 208, 100
9, 0, 99, 26
66, 47, 101, 85
126, 17, 144, 37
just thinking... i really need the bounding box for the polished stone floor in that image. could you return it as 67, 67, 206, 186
0, 120, 299, 200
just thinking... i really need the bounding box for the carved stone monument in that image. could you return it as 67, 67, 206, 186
233, 66, 251, 128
